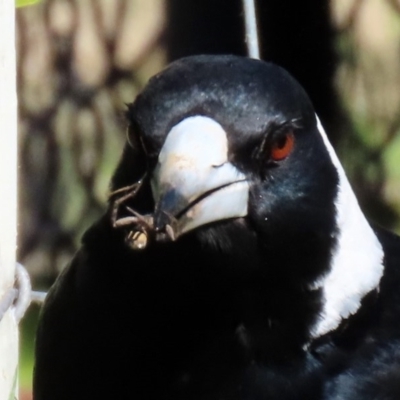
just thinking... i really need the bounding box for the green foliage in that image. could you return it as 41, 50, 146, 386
19, 305, 41, 393
16, 0, 40, 8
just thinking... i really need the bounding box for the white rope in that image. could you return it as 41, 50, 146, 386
31, 290, 47, 304
242, 0, 260, 59
0, 288, 17, 323
13, 263, 32, 322
0, 263, 47, 324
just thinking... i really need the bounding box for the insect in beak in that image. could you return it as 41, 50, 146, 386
109, 173, 177, 250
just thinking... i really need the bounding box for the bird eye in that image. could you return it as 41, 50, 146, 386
270, 131, 295, 161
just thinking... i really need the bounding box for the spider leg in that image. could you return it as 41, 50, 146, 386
113, 216, 141, 229
108, 182, 139, 198
125, 206, 154, 231
165, 224, 176, 241
109, 173, 147, 226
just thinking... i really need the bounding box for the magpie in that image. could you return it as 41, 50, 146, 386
33, 55, 400, 400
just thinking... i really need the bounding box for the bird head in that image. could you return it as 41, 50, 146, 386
109, 55, 384, 339
114, 56, 336, 246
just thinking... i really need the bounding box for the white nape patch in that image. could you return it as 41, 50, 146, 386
310, 118, 384, 338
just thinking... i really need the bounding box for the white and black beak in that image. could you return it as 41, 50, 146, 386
151, 116, 249, 239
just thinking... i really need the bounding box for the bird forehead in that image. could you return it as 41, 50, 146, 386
136, 56, 313, 118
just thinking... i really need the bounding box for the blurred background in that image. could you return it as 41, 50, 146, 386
16, 0, 400, 398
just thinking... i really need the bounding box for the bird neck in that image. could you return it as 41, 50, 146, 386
310, 119, 384, 338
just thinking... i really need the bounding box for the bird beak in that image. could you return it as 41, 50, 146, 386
151, 116, 249, 240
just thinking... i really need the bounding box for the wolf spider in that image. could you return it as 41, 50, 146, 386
109, 175, 176, 249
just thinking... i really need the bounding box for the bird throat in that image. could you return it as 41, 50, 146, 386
309, 119, 384, 338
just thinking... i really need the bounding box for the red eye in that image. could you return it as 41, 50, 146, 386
270, 131, 295, 161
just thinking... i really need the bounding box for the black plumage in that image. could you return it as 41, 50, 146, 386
33, 55, 400, 400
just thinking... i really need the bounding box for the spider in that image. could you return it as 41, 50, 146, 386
109, 175, 176, 250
